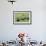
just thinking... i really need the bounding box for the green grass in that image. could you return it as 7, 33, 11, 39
15, 12, 29, 22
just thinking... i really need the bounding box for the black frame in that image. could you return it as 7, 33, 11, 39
13, 11, 32, 25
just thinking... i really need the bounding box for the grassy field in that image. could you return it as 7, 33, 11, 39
15, 12, 29, 22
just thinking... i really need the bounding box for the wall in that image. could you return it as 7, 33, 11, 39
0, 0, 46, 41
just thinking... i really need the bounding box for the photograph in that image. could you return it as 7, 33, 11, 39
0, 0, 46, 46
13, 11, 32, 25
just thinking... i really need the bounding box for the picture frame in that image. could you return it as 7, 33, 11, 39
13, 11, 32, 25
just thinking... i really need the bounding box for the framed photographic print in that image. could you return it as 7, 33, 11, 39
13, 11, 32, 25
